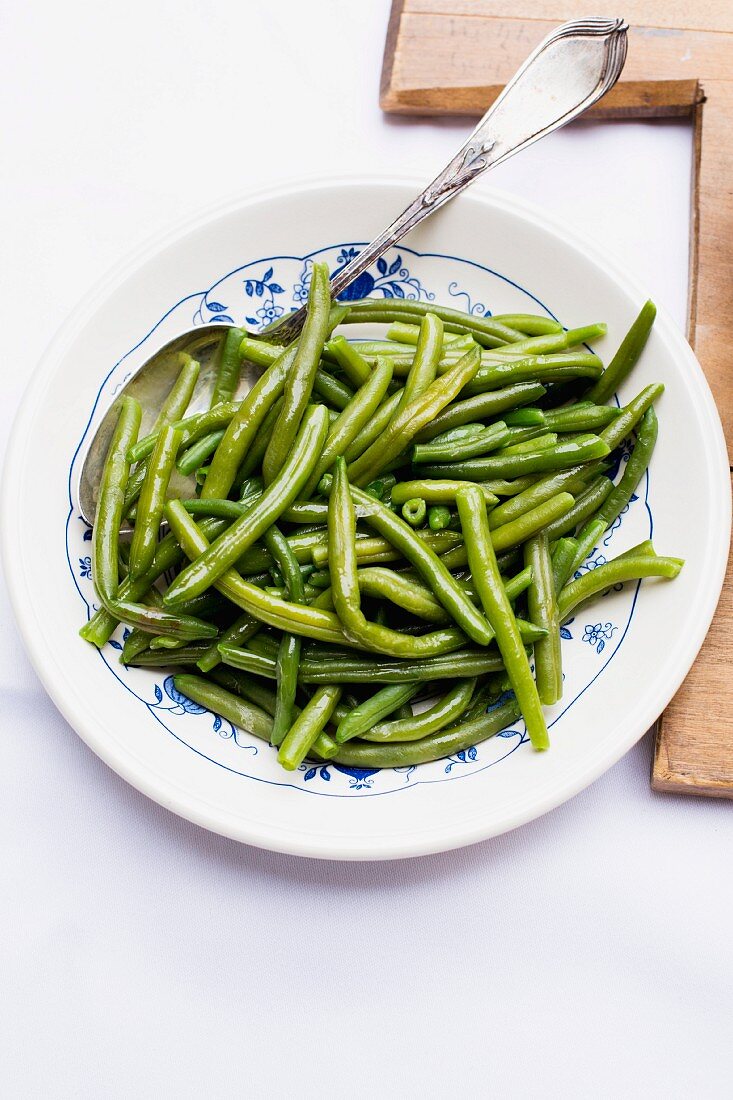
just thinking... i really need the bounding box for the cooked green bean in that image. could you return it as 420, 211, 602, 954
551, 538, 579, 592
428, 504, 452, 530
278, 685, 342, 770
234, 397, 284, 481
361, 678, 477, 742
129, 401, 237, 466
327, 335, 374, 387
412, 421, 510, 464
176, 429, 226, 476
559, 550, 684, 621
456, 486, 548, 750
391, 480, 498, 508
165, 405, 329, 605
298, 650, 507, 683
402, 498, 427, 527
335, 683, 421, 743
342, 389, 403, 463
264, 525, 304, 747
348, 482, 493, 646
128, 424, 181, 580
587, 300, 656, 404
340, 297, 525, 346
211, 327, 244, 408
347, 343, 481, 486
415, 381, 546, 441
525, 532, 561, 705
300, 359, 394, 498
312, 368, 354, 410
418, 434, 610, 481
503, 407, 546, 427
488, 466, 589, 530
92, 396, 142, 603
201, 345, 294, 500
263, 262, 331, 482
331, 698, 521, 767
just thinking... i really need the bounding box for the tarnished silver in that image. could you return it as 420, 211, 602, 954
78, 17, 627, 523
269, 16, 628, 343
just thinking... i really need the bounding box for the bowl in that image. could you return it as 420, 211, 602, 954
2, 176, 729, 859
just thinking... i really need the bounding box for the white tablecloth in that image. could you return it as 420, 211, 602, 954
1, 4, 730, 1097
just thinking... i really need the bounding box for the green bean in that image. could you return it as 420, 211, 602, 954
298, 650, 507, 683
92, 396, 142, 603
347, 483, 493, 646
340, 297, 524, 346
173, 673, 274, 742
331, 698, 520, 767
418, 434, 610, 481
312, 368, 354, 410
399, 312, 443, 408
335, 683, 421, 743
264, 525, 304, 747
278, 685, 342, 770
496, 431, 559, 457
300, 359, 394, 498
391, 480, 498, 508
158, 354, 201, 426
165, 405, 329, 605
412, 421, 510, 464
361, 679, 477, 742
551, 538, 579, 592
80, 517, 226, 647
463, 353, 603, 396
343, 390, 403, 463
121, 627, 153, 665
402, 498, 427, 527
122, 358, 201, 511
428, 504, 452, 530
541, 476, 614, 543
329, 459, 473, 658
196, 612, 260, 673
491, 315, 563, 336
347, 343, 482, 486
165, 502, 362, 646
263, 262, 331, 482
217, 647, 277, 679
488, 466, 590, 530
128, 425, 181, 580
211, 327, 244, 408
599, 383, 663, 451
357, 567, 450, 623
129, 401, 237, 466
525, 532, 561, 705
365, 473, 397, 502
503, 407, 546, 427
456, 486, 548, 750
327, 335, 374, 387
385, 321, 465, 347
558, 551, 684, 621
414, 382, 546, 442
543, 404, 621, 432
310, 528, 461, 569
587, 300, 656, 405
234, 397, 284, 481
201, 346, 294, 502
208, 666, 277, 716
126, 642, 217, 667
176, 429, 226, 476
571, 407, 658, 573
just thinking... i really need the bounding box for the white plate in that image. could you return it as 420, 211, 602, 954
2, 177, 729, 860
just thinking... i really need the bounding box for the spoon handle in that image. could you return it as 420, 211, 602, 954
268, 17, 627, 345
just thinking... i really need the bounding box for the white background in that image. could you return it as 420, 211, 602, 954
1, 3, 730, 1097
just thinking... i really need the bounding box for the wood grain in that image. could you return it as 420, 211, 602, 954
381, 0, 733, 797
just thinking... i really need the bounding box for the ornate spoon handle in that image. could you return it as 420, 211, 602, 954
268, 17, 627, 345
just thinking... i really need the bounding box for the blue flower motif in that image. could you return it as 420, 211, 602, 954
78, 555, 92, 579
582, 621, 617, 654
255, 301, 284, 324
337, 247, 359, 265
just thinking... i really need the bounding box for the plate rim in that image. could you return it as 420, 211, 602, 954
2, 172, 730, 860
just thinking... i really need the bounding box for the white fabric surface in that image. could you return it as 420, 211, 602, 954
1, 3, 730, 1097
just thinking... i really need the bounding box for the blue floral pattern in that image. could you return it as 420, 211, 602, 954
67, 239, 652, 797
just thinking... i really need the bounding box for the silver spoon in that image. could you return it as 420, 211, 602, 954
79, 16, 627, 524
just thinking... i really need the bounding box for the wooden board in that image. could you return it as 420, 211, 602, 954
381, 1, 733, 798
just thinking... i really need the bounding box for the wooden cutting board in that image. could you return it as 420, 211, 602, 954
381, 1, 733, 797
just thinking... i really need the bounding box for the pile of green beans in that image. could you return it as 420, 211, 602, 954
81, 284, 683, 772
